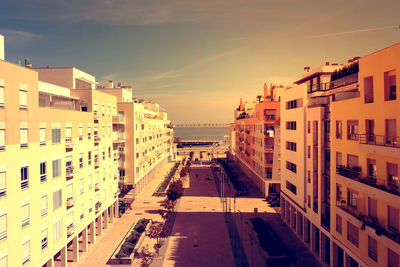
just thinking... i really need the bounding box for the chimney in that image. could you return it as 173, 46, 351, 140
331, 63, 338, 66
304, 66, 311, 73
263, 83, 268, 101
270, 84, 274, 100
353, 56, 360, 61
108, 80, 114, 88
325, 62, 330, 66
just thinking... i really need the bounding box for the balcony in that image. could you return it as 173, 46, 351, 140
93, 112, 100, 122
41, 238, 48, 250
66, 196, 75, 209
336, 200, 363, 221
94, 183, 100, 191
67, 222, 76, 237
94, 161, 100, 169
118, 147, 125, 154
359, 134, 400, 158
336, 165, 361, 179
66, 166, 74, 181
307, 73, 358, 93
113, 132, 125, 143
22, 256, 30, 266
40, 174, 46, 183
265, 144, 274, 150
337, 166, 400, 197
112, 115, 125, 124
94, 136, 101, 146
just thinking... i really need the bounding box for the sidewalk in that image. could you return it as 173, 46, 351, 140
69, 161, 175, 267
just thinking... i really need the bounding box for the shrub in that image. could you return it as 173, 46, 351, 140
115, 251, 128, 259
120, 242, 135, 255
126, 234, 139, 245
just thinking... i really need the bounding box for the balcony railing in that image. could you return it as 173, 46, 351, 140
307, 73, 358, 93
40, 174, 46, 183
22, 256, 30, 266
265, 144, 274, 150
66, 196, 75, 208
21, 218, 30, 228
360, 134, 400, 149
42, 239, 48, 250
336, 165, 361, 179
40, 205, 48, 216
112, 115, 125, 124
95, 201, 102, 213
21, 180, 29, 190
66, 166, 74, 180
0, 229, 7, 241
265, 115, 276, 121
0, 188, 5, 198
336, 200, 363, 221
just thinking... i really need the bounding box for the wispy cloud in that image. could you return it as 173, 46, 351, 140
0, 28, 40, 43
305, 25, 398, 39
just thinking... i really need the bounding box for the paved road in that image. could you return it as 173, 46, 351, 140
159, 165, 235, 267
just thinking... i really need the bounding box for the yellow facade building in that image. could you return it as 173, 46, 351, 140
0, 34, 175, 266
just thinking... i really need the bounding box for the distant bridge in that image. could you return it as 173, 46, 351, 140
174, 123, 230, 127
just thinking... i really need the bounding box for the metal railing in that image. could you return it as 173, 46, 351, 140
112, 115, 125, 123
21, 180, 29, 190
307, 73, 358, 93
42, 239, 48, 250
21, 218, 30, 228
336, 165, 361, 179
0, 188, 5, 198
360, 134, 400, 148
0, 229, 7, 241
265, 115, 276, 121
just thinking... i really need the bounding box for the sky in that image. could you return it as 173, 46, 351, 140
0, 0, 399, 123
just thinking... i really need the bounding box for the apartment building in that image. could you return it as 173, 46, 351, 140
96, 83, 175, 195
232, 84, 283, 197
331, 43, 400, 267
0, 35, 175, 266
280, 43, 400, 267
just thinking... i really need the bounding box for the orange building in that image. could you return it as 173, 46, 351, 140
232, 84, 284, 197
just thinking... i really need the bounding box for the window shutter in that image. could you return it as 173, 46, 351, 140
41, 196, 47, 211
19, 90, 27, 107
65, 127, 72, 138
40, 128, 45, 143
20, 129, 28, 144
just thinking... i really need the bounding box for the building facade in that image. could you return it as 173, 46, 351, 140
0, 34, 175, 266
280, 43, 400, 267
232, 84, 283, 197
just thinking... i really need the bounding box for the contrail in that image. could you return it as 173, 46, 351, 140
307, 25, 398, 38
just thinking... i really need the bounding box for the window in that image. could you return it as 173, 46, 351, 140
41, 228, 48, 250
52, 129, 61, 144
80, 203, 84, 220
22, 240, 30, 265
79, 126, 83, 141
307, 121, 310, 134
53, 189, 62, 210
40, 128, 46, 146
52, 159, 61, 178
88, 174, 92, 189
336, 214, 342, 234
101, 104, 105, 116
388, 249, 399, 267
286, 181, 297, 195
336, 120, 342, 139
388, 205, 399, 231
40, 162, 46, 183
286, 98, 303, 109
53, 218, 62, 242
108, 125, 111, 137
107, 105, 111, 117
65, 127, 72, 142
88, 151, 92, 165
21, 166, 28, 190
307, 195, 311, 208
102, 126, 105, 138
364, 76, 374, 103
347, 120, 358, 140
79, 153, 83, 168
347, 189, 358, 209
286, 141, 297, 152
385, 71, 396, 101
307, 146, 310, 158
21, 203, 30, 228
108, 147, 111, 158
88, 126, 92, 139
347, 221, 359, 247
102, 150, 105, 160
368, 197, 377, 219
136, 153, 139, 159
80, 177, 84, 194
286, 161, 297, 173
286, 121, 296, 130
19, 88, 27, 108
136, 138, 139, 144
20, 128, 28, 148
0, 128, 4, 151
0, 171, 5, 198
41, 195, 47, 217
0, 214, 6, 241
307, 170, 311, 183
368, 236, 377, 262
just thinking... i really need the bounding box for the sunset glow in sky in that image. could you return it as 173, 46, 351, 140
1, 0, 399, 123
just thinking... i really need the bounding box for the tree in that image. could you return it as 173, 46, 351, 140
166, 179, 183, 201
147, 222, 169, 249
160, 198, 176, 213
256, 95, 262, 103
139, 245, 154, 267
